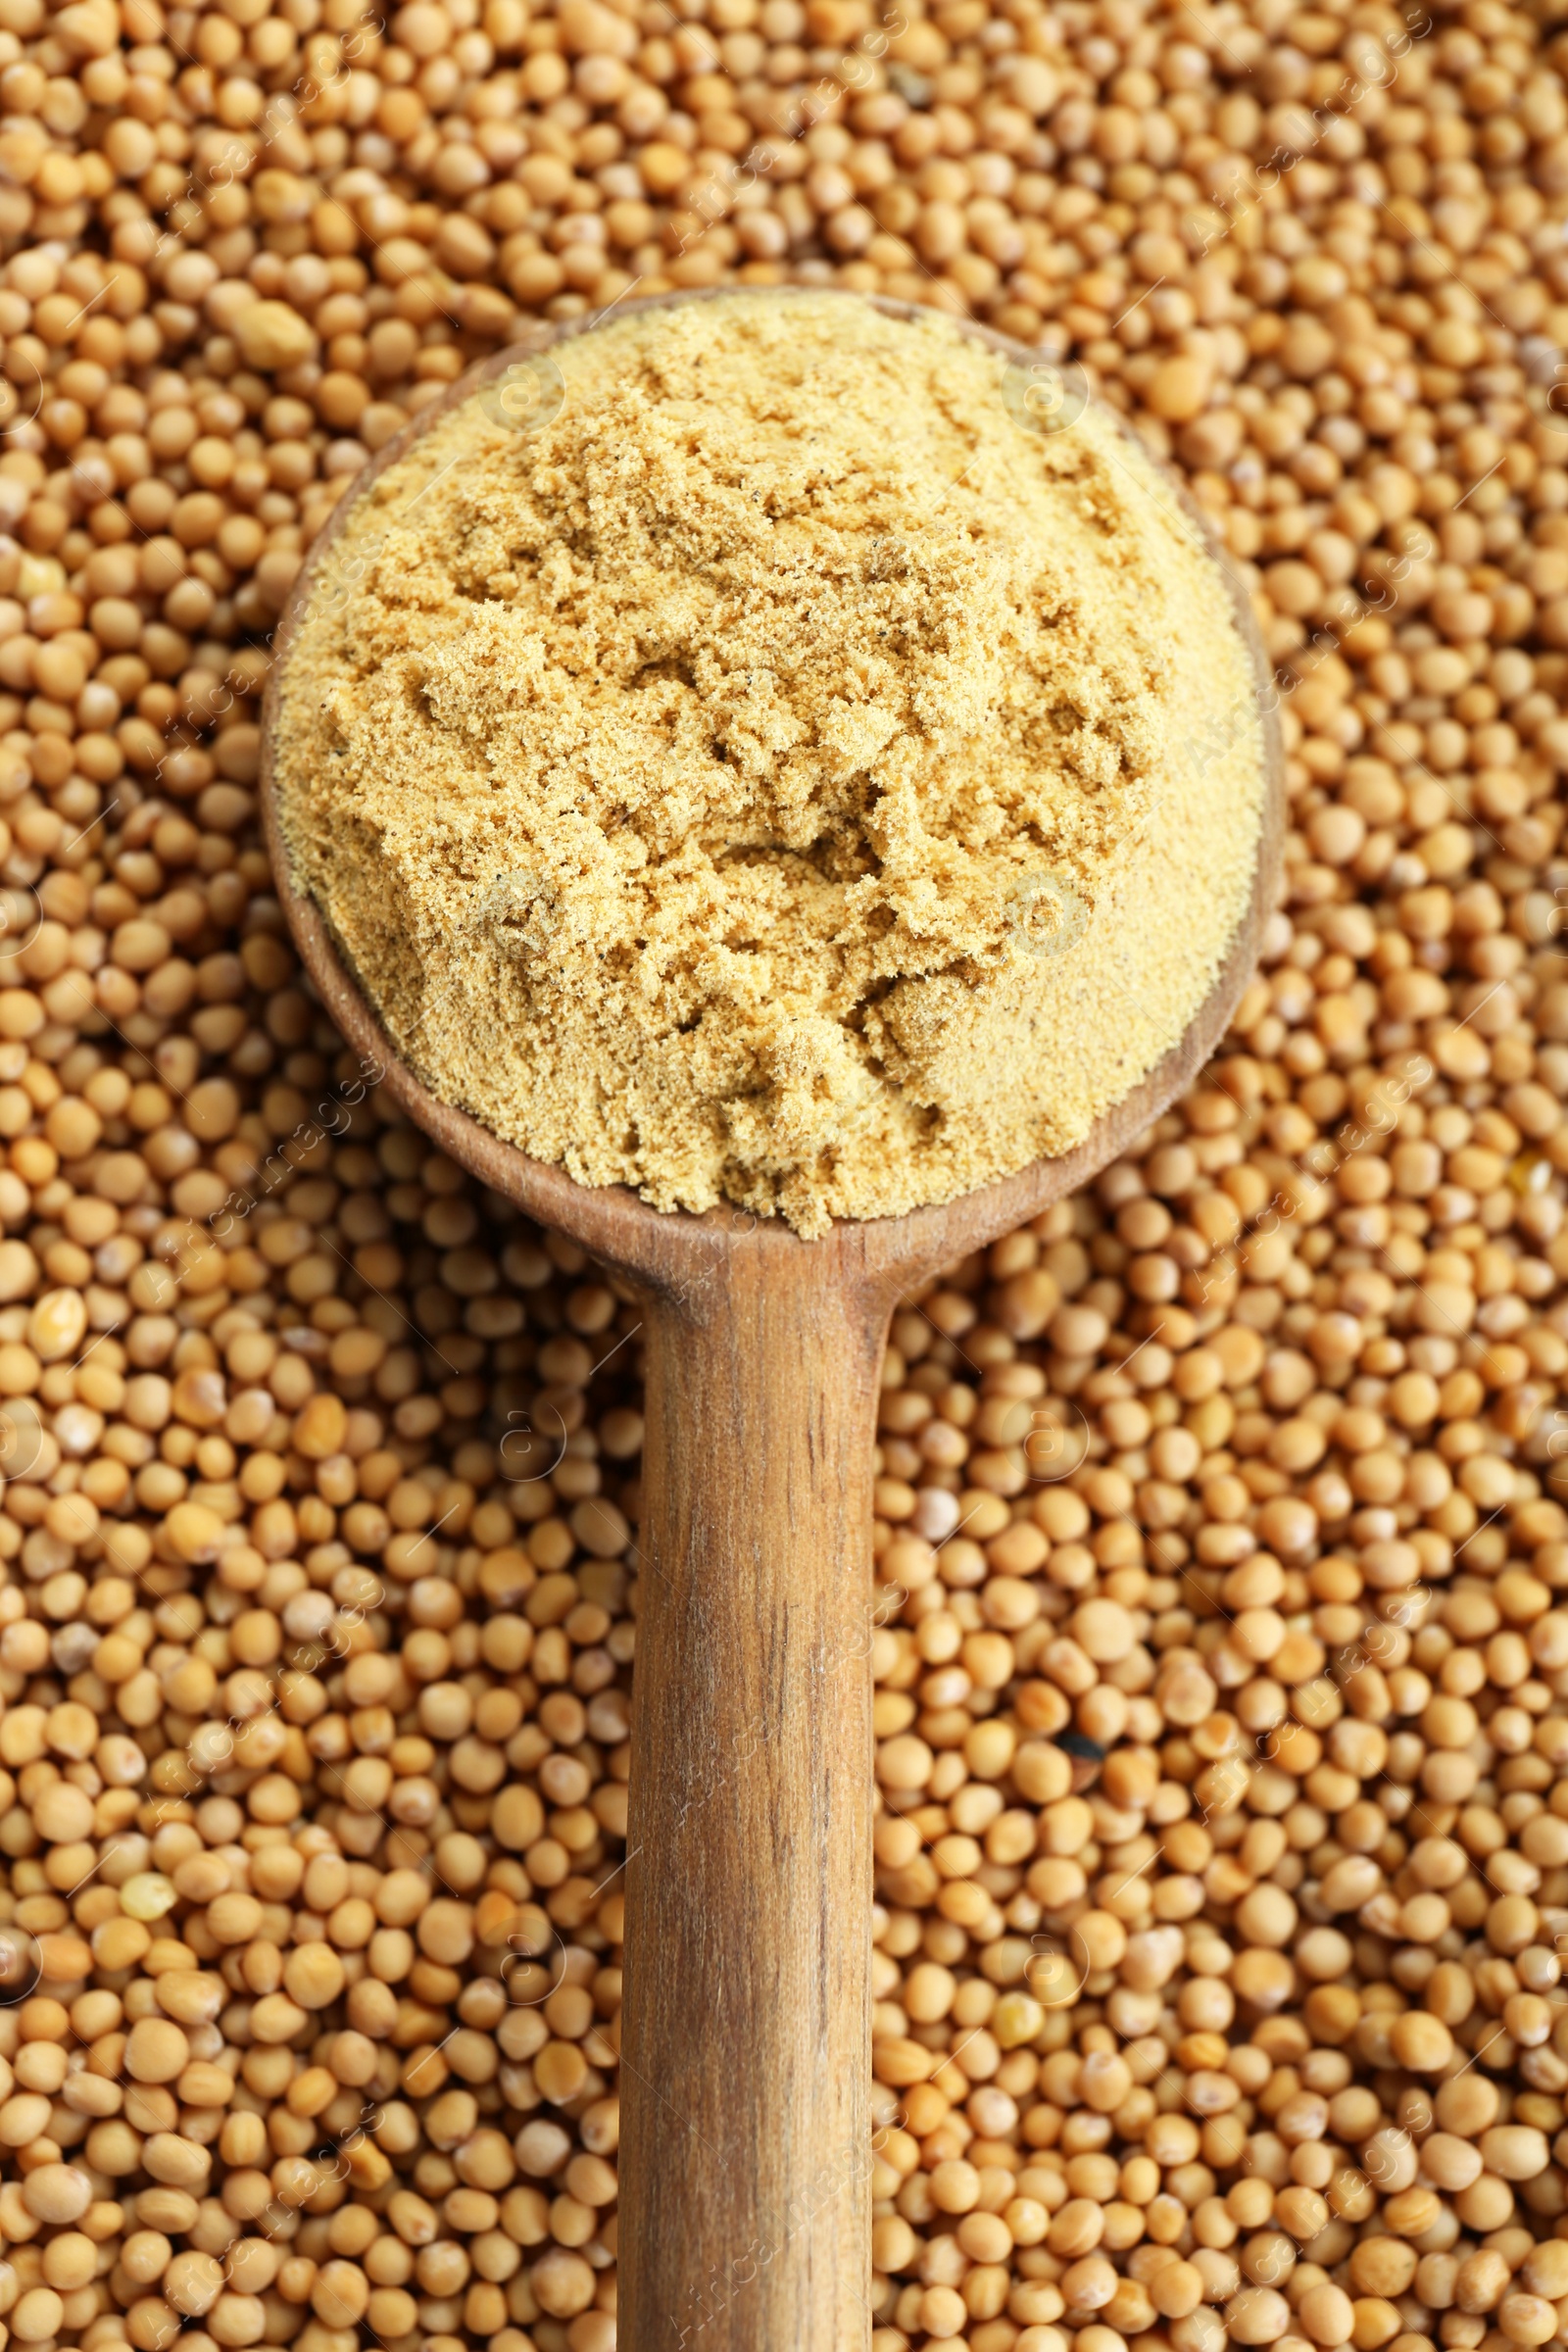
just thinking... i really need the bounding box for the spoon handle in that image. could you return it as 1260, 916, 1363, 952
617, 1249, 884, 2352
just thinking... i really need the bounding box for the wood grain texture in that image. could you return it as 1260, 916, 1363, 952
620, 1259, 881, 2352
259, 286, 1287, 2352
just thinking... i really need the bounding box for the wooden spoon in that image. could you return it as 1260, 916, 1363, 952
260, 288, 1284, 2352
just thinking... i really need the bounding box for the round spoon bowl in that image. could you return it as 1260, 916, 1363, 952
262, 285, 1284, 1296
261, 286, 1285, 2352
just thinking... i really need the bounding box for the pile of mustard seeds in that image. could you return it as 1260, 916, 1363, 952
274, 291, 1265, 1235
1, 0, 1568, 2346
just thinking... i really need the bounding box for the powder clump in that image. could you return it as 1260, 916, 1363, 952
275, 291, 1266, 1236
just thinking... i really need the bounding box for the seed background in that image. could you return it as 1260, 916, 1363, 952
2, 0, 1568, 2347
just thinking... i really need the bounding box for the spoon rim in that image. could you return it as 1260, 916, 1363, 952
259, 284, 1286, 1288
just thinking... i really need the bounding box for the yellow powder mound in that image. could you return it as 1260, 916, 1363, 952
275, 290, 1267, 1236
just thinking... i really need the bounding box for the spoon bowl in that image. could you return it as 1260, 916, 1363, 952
261, 287, 1285, 2352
